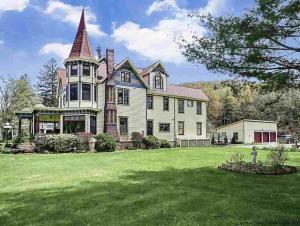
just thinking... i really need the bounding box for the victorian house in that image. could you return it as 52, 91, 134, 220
17, 9, 209, 146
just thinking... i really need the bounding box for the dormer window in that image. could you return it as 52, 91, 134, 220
83, 65, 90, 76
71, 65, 78, 76
154, 75, 163, 89
121, 71, 131, 83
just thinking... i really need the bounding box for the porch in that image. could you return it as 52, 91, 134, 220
16, 105, 99, 135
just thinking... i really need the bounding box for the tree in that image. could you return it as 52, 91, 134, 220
180, 0, 300, 90
0, 75, 38, 124
36, 58, 58, 107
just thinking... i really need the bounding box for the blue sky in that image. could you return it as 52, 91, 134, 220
0, 0, 255, 84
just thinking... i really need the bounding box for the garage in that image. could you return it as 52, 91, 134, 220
216, 119, 278, 144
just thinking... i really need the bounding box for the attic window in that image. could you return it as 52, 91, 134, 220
83, 65, 90, 76
71, 65, 78, 76
121, 71, 131, 83
154, 75, 163, 89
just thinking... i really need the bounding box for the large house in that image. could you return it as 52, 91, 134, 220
17, 9, 209, 146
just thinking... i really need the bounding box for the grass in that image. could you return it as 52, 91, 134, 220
0, 147, 299, 225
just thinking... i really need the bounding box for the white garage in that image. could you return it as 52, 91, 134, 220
216, 119, 277, 144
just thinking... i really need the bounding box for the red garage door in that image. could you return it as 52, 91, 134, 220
254, 132, 262, 143
263, 132, 270, 142
270, 132, 276, 142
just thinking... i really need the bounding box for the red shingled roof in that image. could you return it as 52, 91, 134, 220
69, 8, 95, 60
151, 84, 209, 101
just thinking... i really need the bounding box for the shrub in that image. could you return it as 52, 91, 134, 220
131, 132, 143, 149
95, 133, 116, 152
77, 133, 94, 151
142, 135, 160, 149
160, 139, 172, 148
267, 145, 288, 167
34, 134, 78, 153
230, 152, 245, 163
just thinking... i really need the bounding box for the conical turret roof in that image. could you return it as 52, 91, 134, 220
68, 8, 95, 60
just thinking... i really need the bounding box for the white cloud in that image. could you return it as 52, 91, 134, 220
0, 0, 29, 12
147, 0, 179, 15
0, 40, 4, 45
113, 0, 226, 64
39, 42, 72, 60
44, 0, 106, 37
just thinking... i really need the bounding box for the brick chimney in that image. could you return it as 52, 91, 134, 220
104, 48, 119, 141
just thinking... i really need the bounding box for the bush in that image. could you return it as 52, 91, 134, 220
131, 132, 143, 149
160, 139, 172, 148
142, 135, 160, 149
267, 145, 288, 167
77, 133, 94, 151
95, 133, 116, 152
34, 134, 78, 153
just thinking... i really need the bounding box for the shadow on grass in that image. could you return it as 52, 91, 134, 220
0, 167, 299, 225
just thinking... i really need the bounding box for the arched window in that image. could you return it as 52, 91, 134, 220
154, 75, 163, 89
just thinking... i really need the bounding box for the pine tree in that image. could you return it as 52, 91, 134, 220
36, 58, 58, 107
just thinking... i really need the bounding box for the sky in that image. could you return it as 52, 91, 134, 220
0, 0, 255, 85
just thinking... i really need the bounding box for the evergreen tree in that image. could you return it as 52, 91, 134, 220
36, 58, 58, 107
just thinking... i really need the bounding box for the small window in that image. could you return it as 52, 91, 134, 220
70, 83, 78, 100
178, 121, 184, 135
197, 122, 202, 135
90, 115, 97, 135
163, 97, 169, 111
187, 100, 193, 107
159, 123, 170, 132
83, 65, 90, 76
119, 117, 128, 136
120, 71, 131, 83
118, 88, 129, 105
71, 65, 78, 76
197, 101, 202, 115
94, 85, 97, 102
147, 95, 153, 109
178, 99, 184, 113
82, 84, 91, 100
154, 75, 163, 89
233, 132, 238, 141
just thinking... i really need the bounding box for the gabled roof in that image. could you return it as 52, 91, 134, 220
140, 61, 168, 76
68, 8, 95, 60
149, 84, 209, 101
115, 58, 150, 89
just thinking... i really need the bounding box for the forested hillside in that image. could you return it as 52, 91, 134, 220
182, 81, 300, 138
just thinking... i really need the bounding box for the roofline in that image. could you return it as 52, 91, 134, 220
216, 119, 278, 130
148, 90, 209, 102
141, 61, 169, 77
64, 57, 99, 65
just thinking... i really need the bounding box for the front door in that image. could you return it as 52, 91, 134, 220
147, 120, 153, 136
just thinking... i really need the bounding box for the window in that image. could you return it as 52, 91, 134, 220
70, 83, 78, 100
63, 115, 85, 134
108, 87, 115, 102
147, 95, 153, 109
82, 84, 91, 100
197, 101, 202, 115
178, 121, 184, 135
90, 115, 97, 134
197, 122, 202, 135
233, 132, 238, 141
159, 123, 170, 132
66, 84, 69, 100
147, 120, 153, 135
178, 99, 184, 113
121, 71, 131, 83
94, 85, 97, 102
117, 88, 129, 105
119, 117, 128, 136
71, 64, 78, 76
83, 65, 90, 76
154, 75, 163, 89
163, 97, 169, 111
187, 100, 193, 107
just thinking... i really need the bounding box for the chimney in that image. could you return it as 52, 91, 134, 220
106, 48, 114, 79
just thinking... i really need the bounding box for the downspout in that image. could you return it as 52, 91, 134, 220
173, 97, 176, 145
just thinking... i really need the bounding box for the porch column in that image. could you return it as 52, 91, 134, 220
18, 118, 22, 135
85, 114, 90, 133
60, 115, 63, 134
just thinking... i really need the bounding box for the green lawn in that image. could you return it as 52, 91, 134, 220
0, 147, 299, 225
